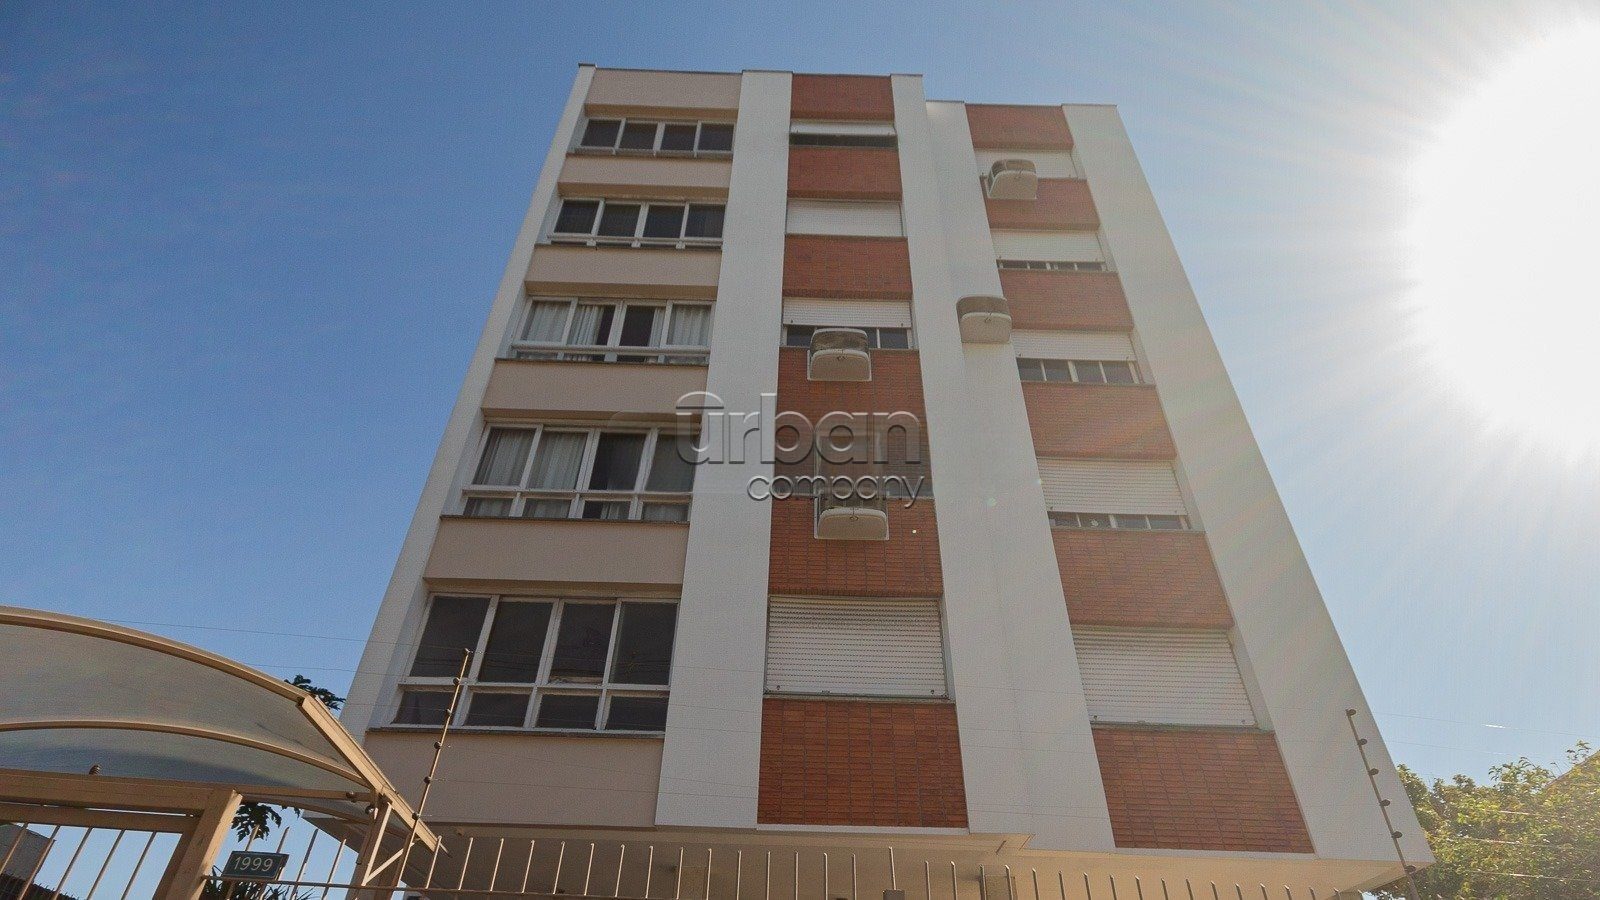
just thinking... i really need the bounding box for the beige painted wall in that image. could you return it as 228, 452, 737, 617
585, 69, 741, 118
482, 359, 706, 420
527, 245, 721, 299
560, 154, 731, 200
424, 517, 687, 591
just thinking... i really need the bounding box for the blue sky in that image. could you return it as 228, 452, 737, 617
4, 0, 1598, 787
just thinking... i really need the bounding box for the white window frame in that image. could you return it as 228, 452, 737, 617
996, 259, 1108, 272
550, 198, 724, 249
461, 424, 695, 522
1016, 357, 1141, 385
575, 117, 734, 157
781, 324, 913, 350
1048, 511, 1191, 531
395, 594, 677, 733
510, 297, 712, 364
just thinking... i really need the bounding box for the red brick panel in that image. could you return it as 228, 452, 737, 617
1053, 529, 1233, 628
1022, 383, 1176, 459
784, 236, 912, 301
1002, 270, 1134, 331
768, 497, 941, 597
759, 698, 968, 827
791, 74, 896, 121
966, 104, 1073, 151
1093, 727, 1313, 853
788, 147, 902, 201
775, 346, 925, 420
985, 179, 1099, 230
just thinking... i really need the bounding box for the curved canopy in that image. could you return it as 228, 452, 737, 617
0, 606, 434, 842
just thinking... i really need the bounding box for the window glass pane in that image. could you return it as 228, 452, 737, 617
528, 432, 587, 490
697, 123, 734, 152
521, 499, 573, 519
1074, 361, 1106, 384
1147, 515, 1185, 530
642, 205, 686, 239
1113, 514, 1148, 530
588, 433, 646, 490
618, 121, 657, 150
464, 692, 529, 726
1017, 359, 1042, 381
659, 123, 697, 151
667, 305, 711, 346
394, 690, 453, 725
1079, 513, 1111, 528
617, 306, 664, 347
580, 119, 621, 148
597, 203, 641, 237
611, 603, 677, 685
567, 303, 615, 347
549, 604, 616, 681
641, 502, 689, 522
878, 328, 910, 349
410, 596, 489, 676
521, 301, 570, 342
684, 205, 725, 238
646, 435, 696, 492
582, 500, 631, 520
463, 496, 513, 517
553, 200, 599, 234
536, 693, 600, 729
605, 696, 669, 731
1040, 360, 1072, 383
1102, 361, 1137, 384
477, 601, 553, 682
472, 428, 535, 485
788, 133, 897, 149
784, 325, 814, 348
1048, 512, 1081, 528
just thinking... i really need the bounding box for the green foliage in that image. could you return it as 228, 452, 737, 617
1374, 743, 1600, 898
230, 675, 345, 842
286, 674, 344, 711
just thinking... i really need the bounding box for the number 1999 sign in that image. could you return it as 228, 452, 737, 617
221, 850, 290, 881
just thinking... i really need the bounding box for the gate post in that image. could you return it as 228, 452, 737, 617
154, 788, 240, 900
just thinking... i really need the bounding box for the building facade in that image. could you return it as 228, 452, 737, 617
345, 66, 1428, 894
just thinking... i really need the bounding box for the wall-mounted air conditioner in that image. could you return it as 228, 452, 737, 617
986, 159, 1038, 200
956, 295, 1012, 343
815, 491, 889, 541
808, 327, 872, 381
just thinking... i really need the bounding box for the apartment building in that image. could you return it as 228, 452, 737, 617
345, 66, 1429, 894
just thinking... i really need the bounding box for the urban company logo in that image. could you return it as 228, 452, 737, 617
676, 392, 928, 507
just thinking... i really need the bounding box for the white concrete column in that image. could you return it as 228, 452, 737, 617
344, 65, 595, 738
1065, 103, 1430, 866
656, 70, 792, 828
894, 77, 1115, 850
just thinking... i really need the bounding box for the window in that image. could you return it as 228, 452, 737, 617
788, 123, 897, 149
1016, 358, 1138, 384
551, 199, 724, 248
511, 298, 712, 364
394, 595, 677, 732
577, 118, 735, 156
1049, 511, 1190, 531
766, 598, 947, 697
782, 324, 910, 350
996, 259, 1107, 272
462, 426, 695, 522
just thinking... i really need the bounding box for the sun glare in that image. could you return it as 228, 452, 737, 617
1411, 26, 1600, 452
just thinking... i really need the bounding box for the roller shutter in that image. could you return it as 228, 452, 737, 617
1011, 330, 1135, 361
1037, 459, 1186, 516
786, 201, 904, 237
782, 299, 913, 329
1074, 628, 1256, 727
766, 598, 947, 697
992, 230, 1103, 262
975, 150, 1078, 179
790, 121, 896, 137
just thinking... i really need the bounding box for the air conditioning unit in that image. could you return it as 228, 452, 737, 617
815, 491, 889, 541
986, 158, 1038, 200
956, 295, 1011, 343
808, 327, 872, 381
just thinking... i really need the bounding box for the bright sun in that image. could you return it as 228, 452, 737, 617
1411, 26, 1600, 452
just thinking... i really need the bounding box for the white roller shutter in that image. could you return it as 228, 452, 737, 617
1037, 459, 1186, 516
992, 230, 1103, 262
975, 150, 1078, 178
791, 121, 896, 137
1074, 628, 1256, 727
1011, 330, 1135, 361
766, 598, 947, 697
783, 299, 913, 329
787, 201, 904, 237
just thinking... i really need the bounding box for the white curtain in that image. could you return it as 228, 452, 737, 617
473, 429, 535, 485
568, 304, 611, 347
528, 432, 587, 489
667, 305, 711, 346
521, 301, 570, 342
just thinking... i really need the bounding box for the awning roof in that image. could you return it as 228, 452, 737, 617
0, 606, 435, 845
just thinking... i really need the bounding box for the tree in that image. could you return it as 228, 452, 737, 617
229, 675, 346, 842
1373, 743, 1600, 898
